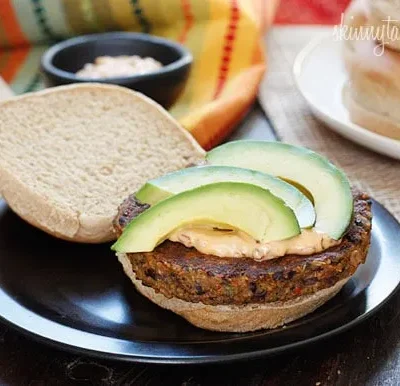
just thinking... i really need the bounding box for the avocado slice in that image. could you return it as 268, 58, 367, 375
206, 141, 353, 240
136, 165, 315, 228
112, 182, 300, 253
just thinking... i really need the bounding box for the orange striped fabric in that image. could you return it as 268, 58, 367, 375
0, 0, 278, 149
1, 47, 29, 83
0, 1, 28, 47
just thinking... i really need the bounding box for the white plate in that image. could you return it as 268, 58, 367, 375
293, 34, 400, 160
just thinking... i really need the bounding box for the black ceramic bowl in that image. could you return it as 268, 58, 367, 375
41, 32, 192, 108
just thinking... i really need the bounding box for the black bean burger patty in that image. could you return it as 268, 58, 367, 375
114, 192, 372, 306
113, 194, 150, 233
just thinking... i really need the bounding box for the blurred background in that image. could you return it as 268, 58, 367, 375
0, 0, 351, 149
0, 0, 351, 93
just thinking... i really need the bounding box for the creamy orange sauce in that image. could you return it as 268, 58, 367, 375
168, 226, 340, 261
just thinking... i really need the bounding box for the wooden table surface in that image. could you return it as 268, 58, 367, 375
0, 105, 399, 386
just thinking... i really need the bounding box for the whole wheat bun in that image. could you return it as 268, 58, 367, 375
343, 0, 400, 139
0, 84, 205, 243
117, 252, 348, 332
366, 0, 400, 51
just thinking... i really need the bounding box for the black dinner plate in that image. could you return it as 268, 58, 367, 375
0, 198, 399, 364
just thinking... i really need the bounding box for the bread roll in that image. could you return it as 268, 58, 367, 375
0, 84, 205, 243
343, 0, 400, 139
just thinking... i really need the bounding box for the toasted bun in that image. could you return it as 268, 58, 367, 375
117, 252, 348, 332
343, 0, 400, 139
367, 0, 400, 51
0, 84, 205, 243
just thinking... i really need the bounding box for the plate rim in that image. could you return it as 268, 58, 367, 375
0, 199, 399, 365
293, 33, 400, 159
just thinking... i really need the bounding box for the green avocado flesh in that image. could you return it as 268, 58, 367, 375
112, 182, 300, 253
136, 165, 315, 228
206, 141, 353, 240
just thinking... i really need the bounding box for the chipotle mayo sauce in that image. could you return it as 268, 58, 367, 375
168, 226, 340, 261
76, 55, 162, 79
